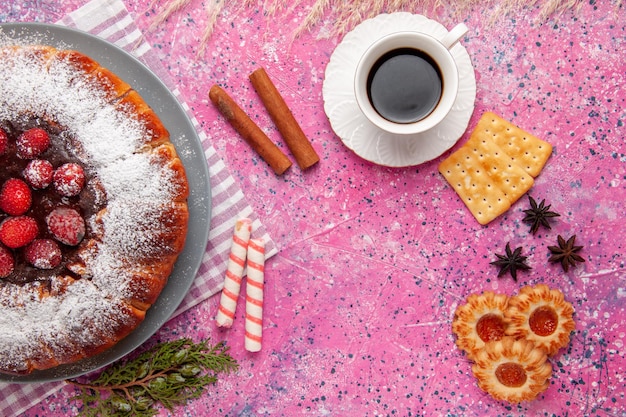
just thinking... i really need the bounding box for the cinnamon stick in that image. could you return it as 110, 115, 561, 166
209, 84, 292, 175
249, 67, 320, 170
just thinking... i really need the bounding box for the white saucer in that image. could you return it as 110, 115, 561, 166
322, 12, 477, 167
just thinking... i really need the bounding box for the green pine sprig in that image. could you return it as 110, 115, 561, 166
67, 338, 238, 416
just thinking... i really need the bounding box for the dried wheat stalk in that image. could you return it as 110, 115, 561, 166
149, 0, 606, 55
148, 0, 194, 33
198, 0, 227, 56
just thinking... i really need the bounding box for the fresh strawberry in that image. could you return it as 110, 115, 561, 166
53, 163, 85, 197
46, 207, 85, 246
0, 216, 39, 249
0, 178, 33, 216
16, 127, 51, 159
24, 238, 62, 269
23, 159, 54, 189
0, 245, 14, 278
0, 128, 7, 155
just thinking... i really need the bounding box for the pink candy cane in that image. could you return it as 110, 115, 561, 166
245, 238, 265, 352
216, 218, 252, 328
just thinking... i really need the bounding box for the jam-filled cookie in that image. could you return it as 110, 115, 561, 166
471, 336, 552, 403
452, 291, 510, 360
505, 284, 575, 356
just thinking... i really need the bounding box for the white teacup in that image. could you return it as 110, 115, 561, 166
354, 23, 468, 135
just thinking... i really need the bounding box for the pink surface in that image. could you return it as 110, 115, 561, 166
2, 0, 625, 415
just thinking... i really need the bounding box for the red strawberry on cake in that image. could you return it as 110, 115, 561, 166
0, 216, 39, 249
46, 207, 85, 246
0, 178, 32, 216
0, 128, 7, 155
24, 239, 62, 269
23, 159, 54, 189
16, 127, 50, 159
0, 245, 14, 278
53, 162, 85, 197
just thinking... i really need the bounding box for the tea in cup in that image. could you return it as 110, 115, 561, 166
354, 23, 468, 135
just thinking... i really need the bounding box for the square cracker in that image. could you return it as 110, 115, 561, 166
463, 134, 535, 204
439, 147, 512, 225
472, 112, 552, 177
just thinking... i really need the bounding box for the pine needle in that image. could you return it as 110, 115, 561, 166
67, 338, 238, 417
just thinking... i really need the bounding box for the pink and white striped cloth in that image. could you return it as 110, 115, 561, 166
0, 0, 277, 415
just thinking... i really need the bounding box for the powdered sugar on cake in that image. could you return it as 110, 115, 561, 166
0, 45, 188, 375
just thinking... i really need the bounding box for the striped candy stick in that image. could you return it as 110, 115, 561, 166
216, 218, 252, 328
245, 238, 265, 352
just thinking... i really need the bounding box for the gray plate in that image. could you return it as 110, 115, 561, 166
0, 23, 211, 383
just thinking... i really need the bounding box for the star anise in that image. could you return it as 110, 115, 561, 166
522, 195, 560, 234
490, 242, 531, 281
548, 234, 585, 272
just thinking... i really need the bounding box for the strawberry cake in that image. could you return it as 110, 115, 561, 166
0, 45, 189, 375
